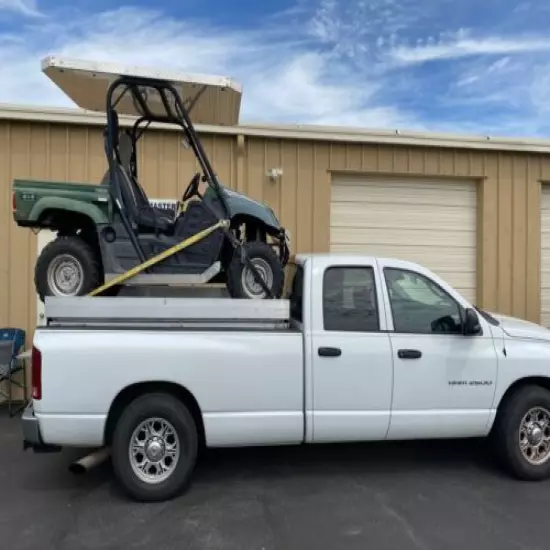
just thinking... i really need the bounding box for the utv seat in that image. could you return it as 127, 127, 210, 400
115, 129, 177, 235
99, 165, 174, 232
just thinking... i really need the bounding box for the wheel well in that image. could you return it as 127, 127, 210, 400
221, 214, 278, 268
493, 376, 550, 425
103, 381, 206, 448
38, 208, 101, 266
38, 208, 95, 235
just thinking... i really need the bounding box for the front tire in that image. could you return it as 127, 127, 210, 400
492, 385, 550, 481
35, 235, 101, 302
111, 393, 198, 502
226, 241, 284, 299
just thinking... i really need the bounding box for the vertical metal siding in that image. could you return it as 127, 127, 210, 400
1, 119, 549, 357
0, 121, 238, 347
236, 138, 548, 324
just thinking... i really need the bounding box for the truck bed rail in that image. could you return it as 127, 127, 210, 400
44, 296, 292, 330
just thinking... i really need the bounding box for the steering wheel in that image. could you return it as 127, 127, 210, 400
182, 172, 201, 202
431, 315, 458, 333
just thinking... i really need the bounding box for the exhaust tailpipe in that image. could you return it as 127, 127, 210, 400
69, 447, 111, 475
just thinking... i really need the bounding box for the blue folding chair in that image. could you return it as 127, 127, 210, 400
0, 328, 27, 417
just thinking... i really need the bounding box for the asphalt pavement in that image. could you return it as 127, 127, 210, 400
1, 409, 549, 550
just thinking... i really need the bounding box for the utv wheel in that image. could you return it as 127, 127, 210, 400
492, 385, 550, 481
226, 241, 284, 299
111, 393, 198, 502
35, 236, 101, 302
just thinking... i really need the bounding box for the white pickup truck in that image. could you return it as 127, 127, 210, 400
22, 253, 550, 502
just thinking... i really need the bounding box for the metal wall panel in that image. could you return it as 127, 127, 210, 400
539, 184, 550, 327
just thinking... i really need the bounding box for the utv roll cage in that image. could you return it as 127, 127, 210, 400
104, 74, 232, 266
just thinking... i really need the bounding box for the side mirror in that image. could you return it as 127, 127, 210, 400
463, 308, 482, 335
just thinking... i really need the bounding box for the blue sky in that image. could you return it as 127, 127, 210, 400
1, 0, 550, 137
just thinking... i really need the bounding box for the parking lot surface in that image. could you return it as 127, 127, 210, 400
1, 410, 550, 550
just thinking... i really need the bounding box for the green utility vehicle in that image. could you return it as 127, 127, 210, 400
12, 56, 290, 302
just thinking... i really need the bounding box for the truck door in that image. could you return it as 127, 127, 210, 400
378, 262, 498, 440
310, 261, 394, 442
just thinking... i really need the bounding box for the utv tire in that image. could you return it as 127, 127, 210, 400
35, 235, 101, 302
226, 240, 285, 299
111, 393, 198, 502
491, 385, 550, 481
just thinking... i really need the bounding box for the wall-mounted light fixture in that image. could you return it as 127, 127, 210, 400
267, 167, 283, 181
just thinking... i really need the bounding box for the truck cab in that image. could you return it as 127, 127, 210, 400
292, 253, 505, 442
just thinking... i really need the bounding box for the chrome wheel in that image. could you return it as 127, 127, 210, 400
519, 407, 550, 465
241, 258, 273, 299
129, 417, 180, 484
46, 254, 84, 296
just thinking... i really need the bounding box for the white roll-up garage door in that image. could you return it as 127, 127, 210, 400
540, 185, 550, 327
330, 174, 478, 303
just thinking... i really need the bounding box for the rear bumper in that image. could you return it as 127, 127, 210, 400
22, 402, 62, 453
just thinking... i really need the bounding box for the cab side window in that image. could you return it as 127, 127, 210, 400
384, 267, 462, 334
323, 266, 379, 332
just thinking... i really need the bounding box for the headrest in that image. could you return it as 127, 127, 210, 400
353, 286, 376, 311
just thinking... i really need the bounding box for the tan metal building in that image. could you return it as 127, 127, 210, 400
2, 103, 550, 348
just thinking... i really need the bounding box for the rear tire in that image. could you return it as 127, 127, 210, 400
111, 393, 198, 502
226, 240, 284, 299
491, 385, 550, 481
35, 235, 101, 302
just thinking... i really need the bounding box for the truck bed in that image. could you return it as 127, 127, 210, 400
34, 296, 305, 448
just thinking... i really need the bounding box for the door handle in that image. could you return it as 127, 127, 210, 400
318, 347, 342, 357
397, 349, 422, 359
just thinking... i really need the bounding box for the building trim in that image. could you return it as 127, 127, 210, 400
327, 168, 488, 181
1, 102, 550, 154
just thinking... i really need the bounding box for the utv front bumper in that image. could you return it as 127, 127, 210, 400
21, 402, 61, 453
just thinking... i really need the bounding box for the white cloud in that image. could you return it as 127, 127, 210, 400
528, 65, 550, 115
440, 46, 550, 136
488, 56, 511, 72
0, 0, 42, 17
302, 0, 550, 136
0, 4, 420, 130
388, 35, 550, 65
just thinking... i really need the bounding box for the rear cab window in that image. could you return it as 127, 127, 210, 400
322, 266, 380, 332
